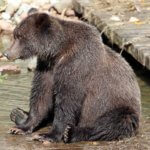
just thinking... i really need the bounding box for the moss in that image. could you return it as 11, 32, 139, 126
0, 74, 7, 83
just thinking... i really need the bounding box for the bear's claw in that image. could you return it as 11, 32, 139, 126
63, 124, 72, 143
9, 127, 25, 135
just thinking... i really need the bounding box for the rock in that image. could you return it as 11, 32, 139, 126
0, 56, 8, 62
5, 0, 22, 16
43, 141, 51, 145
32, 0, 49, 7
1, 12, 11, 20
22, 0, 34, 3
92, 142, 99, 145
0, 65, 21, 75
50, 0, 74, 14
0, 0, 6, 12
41, 4, 51, 11
110, 15, 121, 21
0, 20, 15, 32
129, 17, 140, 23
27, 57, 37, 72
49, 7, 58, 15
66, 9, 75, 16
13, 3, 33, 23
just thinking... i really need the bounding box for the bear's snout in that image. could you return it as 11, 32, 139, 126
3, 40, 21, 61
3, 50, 19, 61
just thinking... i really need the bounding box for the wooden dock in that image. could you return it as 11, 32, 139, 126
74, 1, 150, 70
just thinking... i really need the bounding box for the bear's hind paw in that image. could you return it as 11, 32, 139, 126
32, 133, 56, 143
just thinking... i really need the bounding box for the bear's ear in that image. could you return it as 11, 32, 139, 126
35, 13, 50, 30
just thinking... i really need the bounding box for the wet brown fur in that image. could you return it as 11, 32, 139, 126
7, 13, 141, 143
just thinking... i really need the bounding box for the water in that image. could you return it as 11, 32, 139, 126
0, 38, 150, 150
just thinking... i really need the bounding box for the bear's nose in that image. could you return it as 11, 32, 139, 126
3, 52, 9, 59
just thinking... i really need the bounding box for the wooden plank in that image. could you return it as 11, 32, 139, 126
74, 1, 150, 70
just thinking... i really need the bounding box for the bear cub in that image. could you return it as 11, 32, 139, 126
4, 13, 141, 143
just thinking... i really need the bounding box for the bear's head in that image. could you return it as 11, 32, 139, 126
3, 13, 62, 61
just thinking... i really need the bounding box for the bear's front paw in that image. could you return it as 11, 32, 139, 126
32, 133, 57, 143
63, 124, 72, 143
10, 108, 28, 125
9, 127, 25, 135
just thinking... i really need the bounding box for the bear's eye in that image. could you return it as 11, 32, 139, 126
14, 33, 21, 40
14, 30, 22, 40
16, 33, 22, 39
17, 34, 22, 39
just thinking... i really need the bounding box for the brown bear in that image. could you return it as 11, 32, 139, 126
4, 12, 141, 143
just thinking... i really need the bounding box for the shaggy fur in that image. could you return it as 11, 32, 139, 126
6, 13, 141, 143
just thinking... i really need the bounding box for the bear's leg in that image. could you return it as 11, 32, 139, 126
62, 106, 139, 143
33, 87, 85, 142
9, 71, 54, 134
